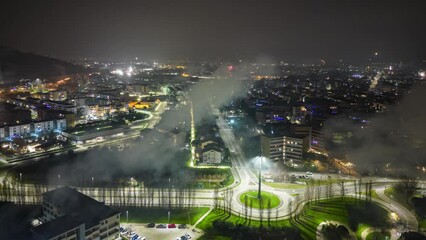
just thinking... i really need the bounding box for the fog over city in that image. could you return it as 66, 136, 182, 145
324, 83, 426, 174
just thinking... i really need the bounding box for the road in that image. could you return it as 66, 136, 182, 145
376, 188, 418, 230
216, 115, 294, 218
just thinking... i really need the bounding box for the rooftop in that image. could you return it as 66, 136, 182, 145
43, 186, 120, 229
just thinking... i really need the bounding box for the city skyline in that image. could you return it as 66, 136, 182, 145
1, 1, 426, 240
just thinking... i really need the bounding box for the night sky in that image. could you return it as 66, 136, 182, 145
1, 0, 425, 62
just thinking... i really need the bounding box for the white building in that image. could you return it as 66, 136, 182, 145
0, 119, 67, 141
260, 134, 307, 167
8, 123, 31, 137
202, 144, 223, 164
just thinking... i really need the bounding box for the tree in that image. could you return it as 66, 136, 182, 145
338, 180, 345, 199
267, 199, 272, 225
248, 198, 253, 223
228, 189, 234, 216
213, 187, 219, 209
259, 197, 263, 227
358, 178, 363, 200
244, 194, 248, 221
316, 180, 321, 202
353, 180, 358, 200
367, 180, 373, 203
394, 176, 419, 206
288, 200, 293, 222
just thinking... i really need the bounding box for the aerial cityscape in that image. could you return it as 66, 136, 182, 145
1, 0, 426, 239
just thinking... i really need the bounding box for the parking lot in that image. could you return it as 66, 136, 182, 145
121, 223, 204, 240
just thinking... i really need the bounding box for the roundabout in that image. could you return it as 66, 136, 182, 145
238, 190, 281, 209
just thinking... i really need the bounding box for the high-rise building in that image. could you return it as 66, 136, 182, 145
260, 133, 308, 167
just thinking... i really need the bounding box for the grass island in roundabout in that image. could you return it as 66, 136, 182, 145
239, 190, 281, 209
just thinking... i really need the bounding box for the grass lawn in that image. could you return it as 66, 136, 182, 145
196, 209, 291, 234
419, 219, 426, 229
263, 182, 306, 189
118, 207, 210, 224
294, 198, 389, 239
371, 189, 380, 199
239, 191, 281, 209
197, 197, 390, 240
356, 224, 371, 239
366, 231, 391, 240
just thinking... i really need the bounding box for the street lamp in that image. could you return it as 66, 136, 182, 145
168, 211, 171, 223
126, 210, 129, 223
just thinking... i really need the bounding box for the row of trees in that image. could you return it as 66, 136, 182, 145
0, 179, 198, 209
302, 179, 374, 205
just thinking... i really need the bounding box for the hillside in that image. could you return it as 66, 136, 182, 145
0, 46, 83, 81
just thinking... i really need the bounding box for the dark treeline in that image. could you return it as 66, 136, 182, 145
0, 178, 198, 209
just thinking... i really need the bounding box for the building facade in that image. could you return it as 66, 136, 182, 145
37, 186, 120, 240
0, 119, 66, 141
260, 134, 307, 167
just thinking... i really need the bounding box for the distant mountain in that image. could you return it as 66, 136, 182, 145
0, 46, 83, 81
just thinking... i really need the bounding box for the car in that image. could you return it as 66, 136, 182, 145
179, 236, 188, 240
185, 233, 192, 239
146, 223, 155, 228
178, 224, 186, 229
168, 223, 176, 228
156, 224, 167, 228
131, 235, 139, 240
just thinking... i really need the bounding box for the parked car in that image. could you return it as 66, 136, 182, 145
146, 223, 155, 228
156, 224, 167, 228
178, 224, 186, 229
168, 223, 176, 228
131, 235, 139, 240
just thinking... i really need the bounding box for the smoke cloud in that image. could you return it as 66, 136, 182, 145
324, 82, 426, 175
